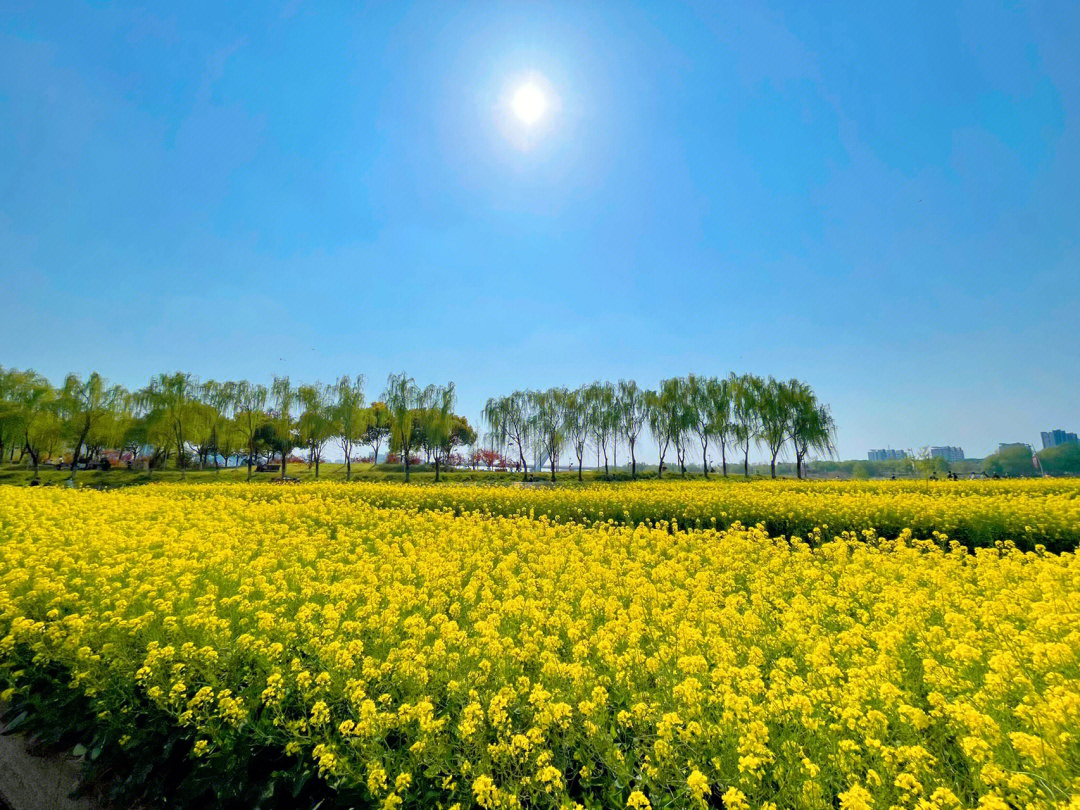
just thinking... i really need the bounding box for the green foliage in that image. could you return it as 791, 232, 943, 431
982, 444, 1039, 478
0, 649, 345, 809
1038, 441, 1080, 475
383, 372, 420, 481
1, 365, 846, 488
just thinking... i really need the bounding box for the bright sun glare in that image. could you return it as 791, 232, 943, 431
511, 83, 547, 125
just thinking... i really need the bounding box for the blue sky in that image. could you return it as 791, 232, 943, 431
2, 1, 1078, 461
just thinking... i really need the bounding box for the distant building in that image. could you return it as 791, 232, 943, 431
1041, 429, 1079, 450
928, 446, 964, 462
868, 449, 909, 461
998, 442, 1032, 454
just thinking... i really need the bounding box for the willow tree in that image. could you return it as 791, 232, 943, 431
333, 375, 366, 481
0, 367, 24, 463
529, 387, 568, 482
565, 386, 591, 481
271, 376, 296, 480
364, 401, 391, 466
384, 372, 419, 481
758, 377, 795, 478
686, 374, 716, 478
187, 400, 220, 472
788, 381, 836, 479
419, 381, 456, 482
0, 368, 35, 465
659, 377, 692, 476
585, 381, 615, 477
483, 391, 532, 481
96, 389, 137, 466
645, 388, 673, 478
144, 372, 199, 478
201, 380, 237, 472
708, 375, 733, 476
618, 379, 647, 478
58, 372, 115, 483
234, 381, 268, 481
297, 382, 333, 479
15, 371, 57, 481
731, 372, 761, 477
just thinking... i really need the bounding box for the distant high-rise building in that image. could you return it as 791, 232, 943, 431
928, 446, 964, 462
868, 448, 909, 461
1041, 429, 1079, 450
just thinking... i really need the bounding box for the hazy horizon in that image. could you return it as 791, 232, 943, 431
3, 2, 1078, 461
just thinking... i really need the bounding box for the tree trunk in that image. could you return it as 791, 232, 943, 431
404, 452, 410, 482
346, 447, 352, 481
281, 448, 287, 480
26, 436, 39, 481
702, 440, 709, 479
247, 442, 254, 481
315, 452, 320, 479
434, 456, 440, 482
770, 452, 777, 478
550, 453, 556, 482
721, 439, 727, 477
744, 448, 750, 478
69, 423, 90, 483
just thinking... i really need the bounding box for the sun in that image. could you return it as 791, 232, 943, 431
496, 72, 560, 149
511, 83, 547, 125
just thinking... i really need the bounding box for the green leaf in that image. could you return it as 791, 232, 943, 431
72, 743, 87, 757
5, 710, 28, 732
292, 768, 313, 798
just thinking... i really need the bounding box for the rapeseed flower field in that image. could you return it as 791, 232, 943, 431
0, 482, 1078, 809
216, 478, 1080, 552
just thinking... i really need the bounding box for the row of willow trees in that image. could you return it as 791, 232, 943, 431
484, 374, 836, 481
0, 367, 478, 482
1, 366, 835, 484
